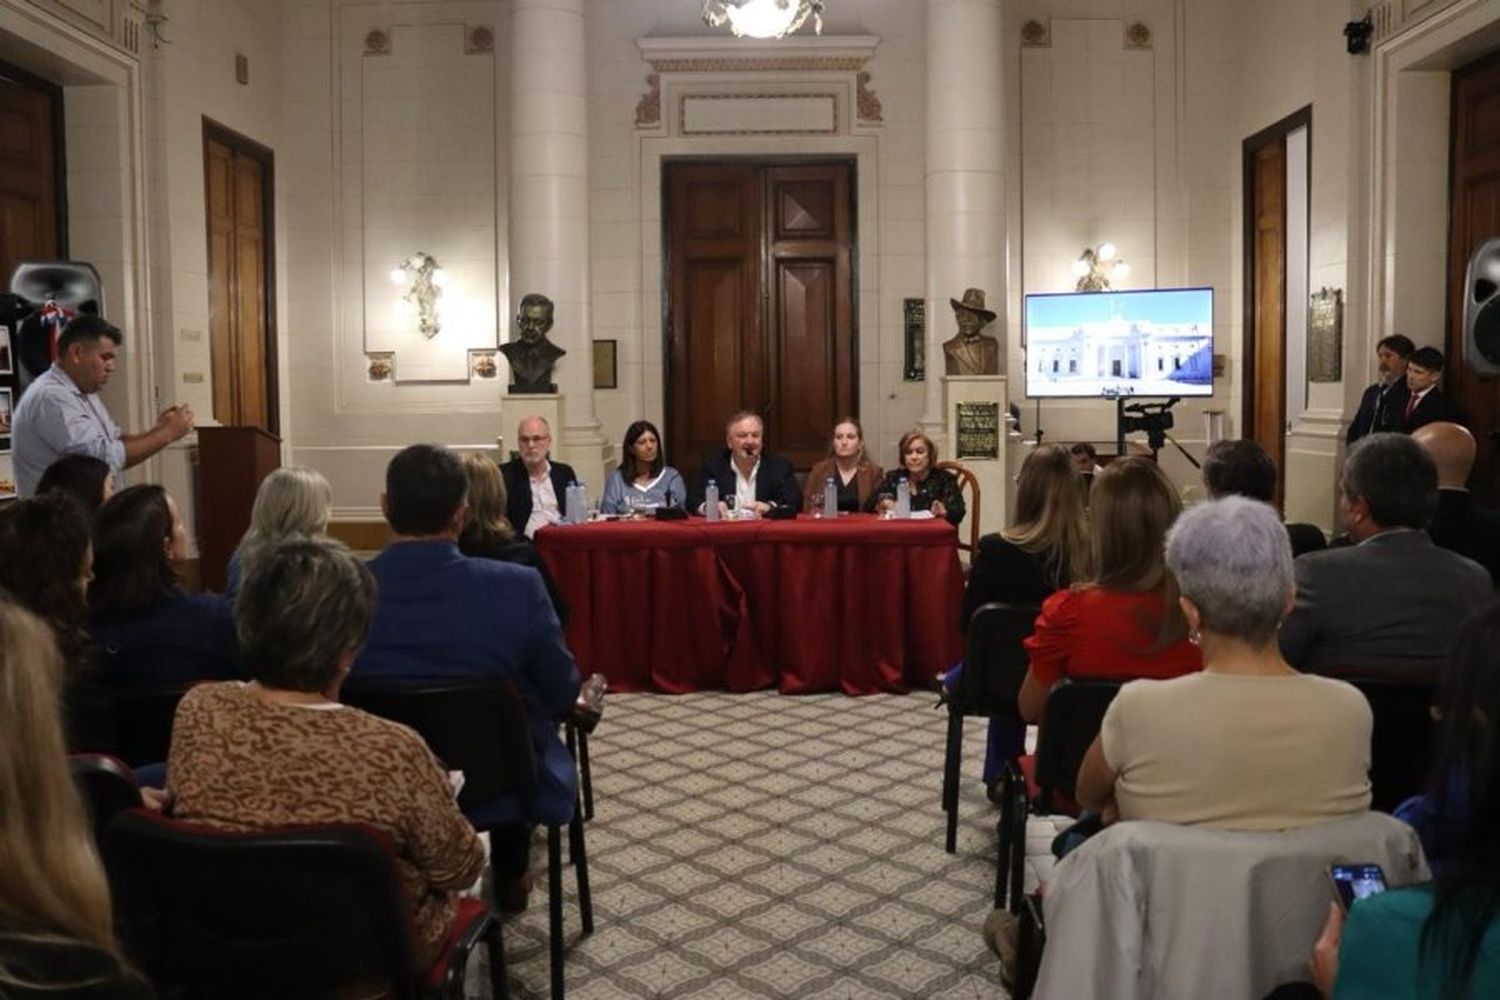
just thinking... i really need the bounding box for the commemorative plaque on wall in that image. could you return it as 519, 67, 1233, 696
1307, 287, 1343, 383
903, 297, 925, 381
955, 401, 1001, 460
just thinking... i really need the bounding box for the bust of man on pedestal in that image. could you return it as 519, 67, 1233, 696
500, 293, 566, 394
942, 287, 1000, 377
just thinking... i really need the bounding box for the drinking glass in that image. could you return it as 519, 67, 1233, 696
877, 491, 895, 519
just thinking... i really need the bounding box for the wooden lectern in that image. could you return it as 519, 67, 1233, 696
195, 425, 281, 592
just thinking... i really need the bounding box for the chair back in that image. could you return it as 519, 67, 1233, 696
105, 808, 423, 1000
1034, 678, 1123, 809
340, 681, 537, 811
111, 684, 193, 767
955, 602, 1038, 716
69, 753, 142, 852
1345, 677, 1438, 813
935, 460, 981, 555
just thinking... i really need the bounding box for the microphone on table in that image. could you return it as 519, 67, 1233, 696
656, 486, 687, 520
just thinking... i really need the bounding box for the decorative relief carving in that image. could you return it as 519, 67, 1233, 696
1124, 21, 1151, 49
367, 354, 394, 381
28, 0, 148, 57
1020, 18, 1050, 48
635, 73, 662, 127
471, 352, 498, 379
856, 71, 882, 123
466, 25, 493, 54
364, 29, 390, 55
1367, 0, 1464, 43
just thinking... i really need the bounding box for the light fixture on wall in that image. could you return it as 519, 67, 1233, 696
702, 0, 824, 39
1073, 243, 1130, 292
389, 252, 446, 338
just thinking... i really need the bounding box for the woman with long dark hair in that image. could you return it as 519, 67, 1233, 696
599, 420, 686, 514
1312, 599, 1500, 998
88, 485, 238, 687
35, 454, 114, 517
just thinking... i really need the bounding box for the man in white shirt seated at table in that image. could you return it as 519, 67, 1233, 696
693, 410, 801, 517
500, 415, 577, 538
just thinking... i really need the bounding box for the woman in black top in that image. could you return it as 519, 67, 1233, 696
459, 452, 570, 627
867, 429, 967, 525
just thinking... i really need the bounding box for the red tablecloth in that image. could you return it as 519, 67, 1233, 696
535, 513, 965, 694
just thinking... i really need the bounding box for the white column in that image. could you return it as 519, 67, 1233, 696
509, 0, 604, 470
923, 0, 1006, 438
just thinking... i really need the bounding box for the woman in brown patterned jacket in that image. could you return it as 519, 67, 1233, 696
165, 537, 485, 968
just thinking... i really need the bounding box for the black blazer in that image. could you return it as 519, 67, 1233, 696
693, 450, 802, 512
1428, 488, 1500, 587
961, 534, 1067, 631
500, 457, 578, 536
1346, 379, 1409, 444
1400, 387, 1466, 433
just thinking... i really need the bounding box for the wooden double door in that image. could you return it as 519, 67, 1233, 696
665, 160, 856, 473
0, 66, 64, 289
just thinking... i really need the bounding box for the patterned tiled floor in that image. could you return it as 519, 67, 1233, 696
486, 691, 1017, 998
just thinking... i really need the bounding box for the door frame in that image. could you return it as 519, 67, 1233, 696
0, 56, 69, 262
660, 154, 859, 467
202, 117, 278, 434
1241, 105, 1312, 490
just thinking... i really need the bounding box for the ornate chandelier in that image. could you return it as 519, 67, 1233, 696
702, 0, 824, 40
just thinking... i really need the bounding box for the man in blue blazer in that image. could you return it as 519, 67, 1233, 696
354, 443, 581, 893
692, 410, 802, 515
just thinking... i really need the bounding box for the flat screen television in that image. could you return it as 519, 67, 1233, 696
1023, 286, 1214, 399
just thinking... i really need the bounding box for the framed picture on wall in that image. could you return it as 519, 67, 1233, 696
0, 325, 12, 376
0, 388, 11, 441
0, 454, 14, 500
594, 339, 618, 389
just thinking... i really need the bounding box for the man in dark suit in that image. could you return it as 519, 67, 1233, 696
1413, 420, 1500, 587
1400, 346, 1466, 433
1200, 438, 1326, 556
1346, 334, 1413, 445
499, 414, 577, 537
1279, 433, 1491, 680
693, 410, 801, 515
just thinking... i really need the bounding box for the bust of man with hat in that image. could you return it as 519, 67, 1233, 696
942, 287, 1000, 376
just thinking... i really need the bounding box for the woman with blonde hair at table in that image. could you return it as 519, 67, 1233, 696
226, 466, 333, 600
459, 452, 569, 626
0, 596, 152, 997
803, 417, 883, 514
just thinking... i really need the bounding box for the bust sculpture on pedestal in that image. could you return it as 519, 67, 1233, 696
499, 293, 566, 394
942, 287, 1000, 377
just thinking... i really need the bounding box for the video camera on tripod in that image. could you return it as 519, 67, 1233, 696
1114, 395, 1200, 468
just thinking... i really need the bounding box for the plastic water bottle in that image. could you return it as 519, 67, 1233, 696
705, 480, 720, 521
576, 479, 589, 523
896, 476, 911, 518
822, 477, 837, 519
564, 482, 580, 525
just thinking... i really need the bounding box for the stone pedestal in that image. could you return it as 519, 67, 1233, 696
943, 374, 1008, 546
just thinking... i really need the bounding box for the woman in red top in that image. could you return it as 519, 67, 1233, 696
1017, 457, 1202, 722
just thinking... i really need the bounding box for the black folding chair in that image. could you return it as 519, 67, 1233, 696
105, 808, 504, 1000
110, 684, 193, 768
940, 602, 1037, 854
1345, 677, 1438, 813
69, 753, 142, 853
343, 680, 592, 999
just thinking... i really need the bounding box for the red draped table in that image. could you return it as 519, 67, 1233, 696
535, 513, 965, 695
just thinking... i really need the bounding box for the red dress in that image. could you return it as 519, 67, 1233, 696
1023, 586, 1202, 689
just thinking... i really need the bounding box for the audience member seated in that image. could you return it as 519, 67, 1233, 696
0, 597, 151, 998
1399, 346, 1467, 433
1412, 421, 1500, 587
1310, 608, 1500, 999
459, 451, 570, 626
1076, 496, 1372, 829
0, 494, 114, 752
88, 485, 238, 688
694, 410, 802, 515
802, 417, 883, 514
867, 429, 966, 526
1201, 438, 1327, 556
1017, 457, 1200, 723
500, 415, 576, 538
1070, 441, 1103, 476
225, 466, 333, 600
354, 444, 580, 897
1279, 434, 1491, 680
166, 537, 485, 968
35, 453, 114, 517
600, 419, 686, 515
1391, 597, 1500, 878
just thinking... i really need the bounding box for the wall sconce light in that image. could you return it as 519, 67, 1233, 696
1343, 14, 1373, 55
1073, 242, 1130, 292
390, 252, 445, 338
703, 0, 824, 39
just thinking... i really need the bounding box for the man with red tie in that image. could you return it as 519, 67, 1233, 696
1399, 346, 1466, 433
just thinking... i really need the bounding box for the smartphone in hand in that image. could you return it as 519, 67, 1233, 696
1328, 863, 1388, 911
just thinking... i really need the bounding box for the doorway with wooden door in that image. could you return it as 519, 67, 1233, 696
0, 62, 65, 289
203, 119, 277, 434
1448, 53, 1500, 500
664, 159, 856, 482
1243, 107, 1310, 510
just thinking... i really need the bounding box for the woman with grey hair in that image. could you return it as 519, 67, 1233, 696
165, 538, 485, 967
225, 466, 334, 600
1076, 495, 1373, 830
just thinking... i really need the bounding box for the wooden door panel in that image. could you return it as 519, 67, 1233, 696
682, 259, 750, 448
772, 260, 836, 463
0, 73, 60, 290
1450, 56, 1500, 498
1247, 136, 1286, 506
206, 139, 236, 424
